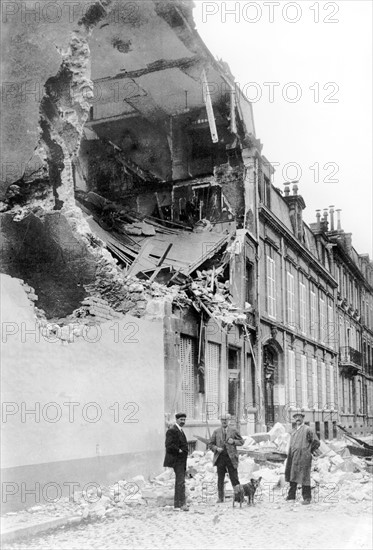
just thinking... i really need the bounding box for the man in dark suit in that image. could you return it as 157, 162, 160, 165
209, 413, 244, 503
285, 411, 320, 504
163, 412, 189, 511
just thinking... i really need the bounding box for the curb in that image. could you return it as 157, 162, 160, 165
1, 515, 82, 544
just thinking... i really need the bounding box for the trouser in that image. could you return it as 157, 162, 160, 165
216, 452, 240, 501
287, 481, 312, 501
173, 461, 186, 508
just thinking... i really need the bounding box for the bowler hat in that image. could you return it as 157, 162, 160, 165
175, 412, 187, 419
220, 413, 231, 420
293, 412, 305, 418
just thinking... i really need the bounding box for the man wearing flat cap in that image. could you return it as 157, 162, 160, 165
208, 413, 244, 503
163, 413, 189, 511
285, 411, 320, 504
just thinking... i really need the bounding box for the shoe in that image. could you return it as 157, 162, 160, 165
302, 500, 311, 505
180, 505, 189, 511
216, 499, 224, 503
286, 496, 296, 501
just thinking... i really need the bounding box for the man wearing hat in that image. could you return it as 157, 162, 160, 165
209, 413, 244, 503
285, 411, 320, 504
163, 413, 189, 511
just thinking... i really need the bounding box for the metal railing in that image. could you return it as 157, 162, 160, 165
339, 346, 362, 366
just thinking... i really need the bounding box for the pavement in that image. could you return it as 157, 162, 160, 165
2, 490, 372, 550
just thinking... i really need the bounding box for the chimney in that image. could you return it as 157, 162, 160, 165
336, 209, 342, 230
329, 205, 335, 231
318, 209, 328, 232
316, 210, 321, 230
282, 181, 306, 240
344, 233, 352, 254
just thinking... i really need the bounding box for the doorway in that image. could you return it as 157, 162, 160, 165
263, 346, 277, 428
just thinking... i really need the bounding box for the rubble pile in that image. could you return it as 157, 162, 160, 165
84, 268, 190, 318
68, 450, 271, 518
2, 437, 372, 530
32, 276, 190, 343
35, 295, 123, 343
187, 267, 248, 326
311, 441, 373, 503
241, 422, 290, 454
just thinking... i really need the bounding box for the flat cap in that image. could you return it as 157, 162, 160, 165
220, 413, 231, 420
175, 412, 187, 419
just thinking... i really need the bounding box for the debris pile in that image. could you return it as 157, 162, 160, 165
77, 191, 248, 329
241, 422, 290, 455
32, 276, 190, 343
2, 436, 372, 531
311, 441, 373, 503
187, 267, 248, 327
84, 270, 190, 317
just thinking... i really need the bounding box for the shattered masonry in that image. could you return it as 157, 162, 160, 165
1, 0, 373, 511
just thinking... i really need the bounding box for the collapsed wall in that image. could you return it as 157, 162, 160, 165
1, 274, 166, 512
0, 0, 154, 320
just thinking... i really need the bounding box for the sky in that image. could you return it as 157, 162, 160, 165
193, 0, 373, 257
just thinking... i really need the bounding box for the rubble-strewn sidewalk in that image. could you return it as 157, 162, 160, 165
2, 427, 372, 545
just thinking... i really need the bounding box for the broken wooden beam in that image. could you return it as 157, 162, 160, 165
148, 243, 173, 282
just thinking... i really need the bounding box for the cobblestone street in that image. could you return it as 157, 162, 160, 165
4, 494, 372, 550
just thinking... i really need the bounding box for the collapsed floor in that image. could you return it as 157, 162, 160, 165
6, 185, 250, 343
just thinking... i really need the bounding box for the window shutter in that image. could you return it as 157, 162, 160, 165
267, 256, 276, 319
287, 272, 295, 326
312, 359, 318, 409
320, 361, 326, 410
301, 355, 308, 408
329, 364, 335, 408
288, 350, 296, 406
206, 342, 220, 419
180, 336, 197, 418
320, 297, 324, 343
310, 291, 316, 339
327, 301, 334, 347
300, 283, 306, 333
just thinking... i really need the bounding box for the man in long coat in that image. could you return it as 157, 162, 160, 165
163, 412, 189, 511
285, 412, 320, 504
209, 413, 244, 503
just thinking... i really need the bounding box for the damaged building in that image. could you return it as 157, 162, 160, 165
1, 0, 372, 510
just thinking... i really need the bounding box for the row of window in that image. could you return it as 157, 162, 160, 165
364, 300, 373, 330
288, 350, 335, 410
267, 256, 334, 345
336, 265, 359, 307
180, 337, 256, 420
179, 335, 338, 422
340, 377, 373, 415
336, 265, 373, 329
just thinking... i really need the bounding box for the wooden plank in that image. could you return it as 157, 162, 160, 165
155, 192, 165, 223
148, 243, 173, 282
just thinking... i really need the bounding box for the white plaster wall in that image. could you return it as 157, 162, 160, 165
1, 274, 164, 469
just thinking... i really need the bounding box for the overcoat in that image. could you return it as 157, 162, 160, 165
163, 424, 188, 468
285, 424, 320, 485
209, 426, 244, 468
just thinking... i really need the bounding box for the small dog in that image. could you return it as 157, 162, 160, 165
233, 484, 245, 508
233, 477, 262, 507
